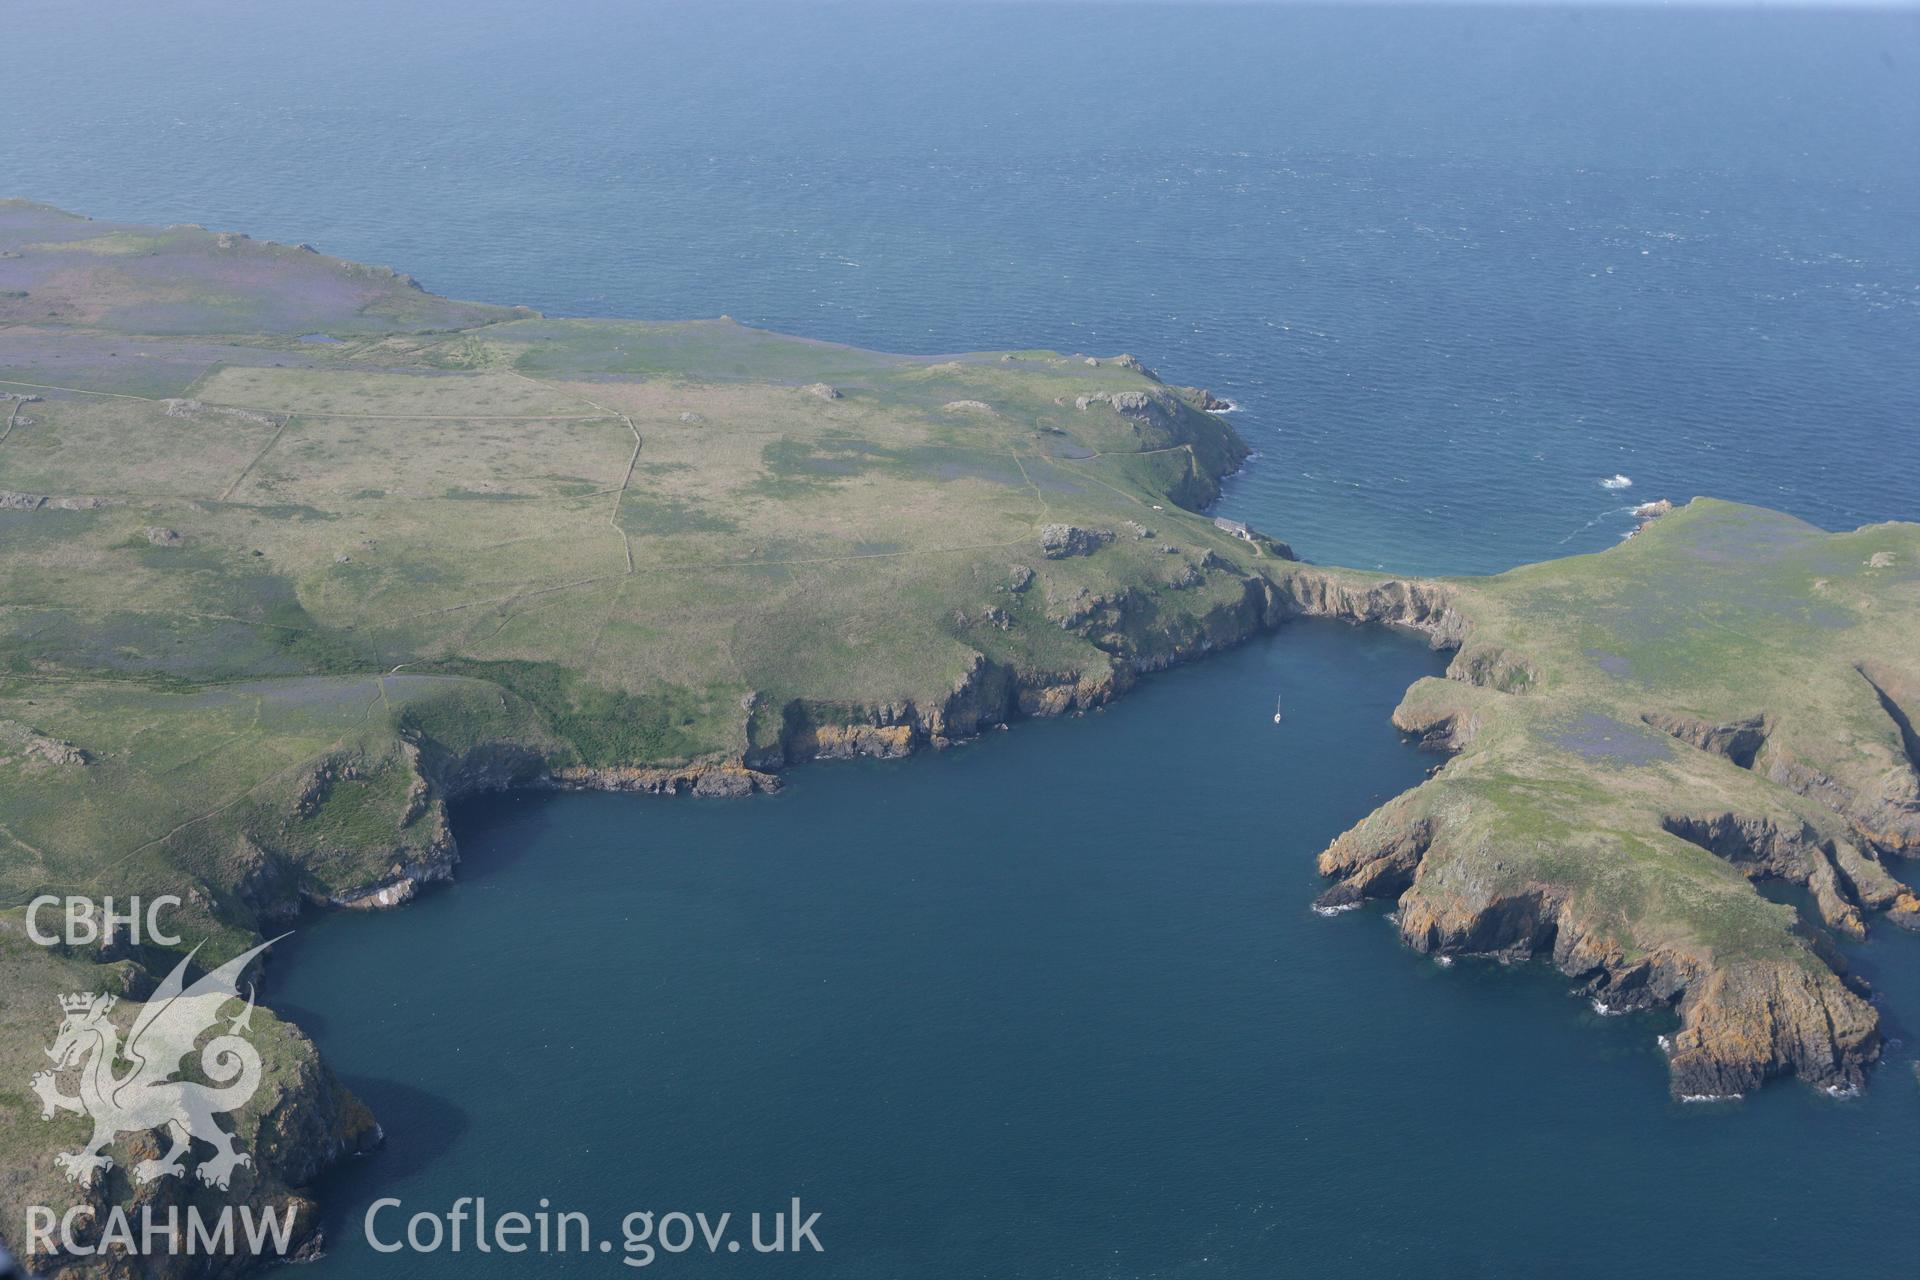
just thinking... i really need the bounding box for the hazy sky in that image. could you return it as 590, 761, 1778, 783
861, 0, 1920, 8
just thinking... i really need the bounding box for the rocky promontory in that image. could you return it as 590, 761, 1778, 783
3, 203, 1917, 1275
0, 201, 1288, 1275
1292, 501, 1920, 1099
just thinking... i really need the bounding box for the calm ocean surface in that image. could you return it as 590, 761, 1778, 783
5, 2, 1916, 1275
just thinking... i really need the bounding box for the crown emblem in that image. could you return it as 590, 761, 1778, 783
36, 939, 278, 1194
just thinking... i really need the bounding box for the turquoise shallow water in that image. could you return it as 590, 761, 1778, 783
5, 2, 1917, 1276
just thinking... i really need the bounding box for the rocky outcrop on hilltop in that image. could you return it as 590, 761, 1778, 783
0, 720, 90, 767
160, 399, 278, 428
1039, 523, 1113, 559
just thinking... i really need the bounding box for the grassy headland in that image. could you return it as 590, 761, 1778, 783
1, 200, 1915, 1273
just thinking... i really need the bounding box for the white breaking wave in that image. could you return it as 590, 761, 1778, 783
1600, 474, 1633, 490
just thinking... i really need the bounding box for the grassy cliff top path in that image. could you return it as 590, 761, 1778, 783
0, 199, 1288, 933
0, 204, 1299, 1270
0, 204, 1916, 1273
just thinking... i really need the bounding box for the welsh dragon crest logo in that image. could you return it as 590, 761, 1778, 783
32, 937, 281, 1192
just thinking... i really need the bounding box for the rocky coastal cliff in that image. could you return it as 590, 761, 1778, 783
1296, 502, 1920, 1100
4, 203, 1917, 1276
275, 506, 1920, 1111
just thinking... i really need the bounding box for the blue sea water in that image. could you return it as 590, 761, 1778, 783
4, 2, 1917, 1276
6, 1, 1917, 574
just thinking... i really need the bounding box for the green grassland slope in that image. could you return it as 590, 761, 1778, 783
1, 202, 1916, 1271
1286, 501, 1920, 1099
0, 201, 1288, 1273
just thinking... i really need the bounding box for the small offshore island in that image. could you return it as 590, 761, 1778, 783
1, 202, 1916, 1275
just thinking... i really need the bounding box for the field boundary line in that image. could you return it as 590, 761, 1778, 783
219, 413, 295, 501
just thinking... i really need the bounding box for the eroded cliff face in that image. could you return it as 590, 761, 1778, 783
15, 503, 1914, 1280
229, 736, 553, 918
1299, 501, 1920, 1100
724, 563, 1477, 774
1314, 788, 1886, 1099
1656, 811, 1905, 939
5, 209, 1917, 1280
727, 563, 1297, 771
298, 509, 1912, 1113
719, 548, 1920, 1106
276, 568, 1317, 916
5, 545, 1351, 1277
0, 719, 562, 1276
1266, 568, 1469, 647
